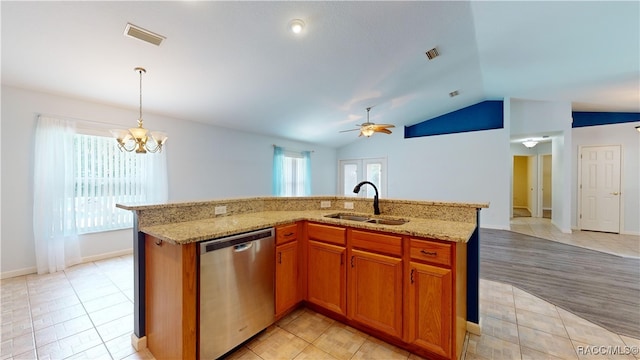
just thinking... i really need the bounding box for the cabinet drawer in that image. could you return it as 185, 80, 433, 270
276, 223, 298, 245
307, 223, 346, 246
410, 239, 452, 267
351, 229, 402, 257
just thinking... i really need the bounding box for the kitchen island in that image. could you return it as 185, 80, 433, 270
118, 196, 488, 359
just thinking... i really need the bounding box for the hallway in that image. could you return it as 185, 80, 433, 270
510, 217, 639, 259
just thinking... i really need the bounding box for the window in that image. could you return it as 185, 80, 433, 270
273, 146, 311, 196
74, 133, 162, 233
338, 157, 387, 198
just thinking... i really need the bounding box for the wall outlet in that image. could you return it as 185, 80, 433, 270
344, 202, 354, 210
320, 201, 331, 208
214, 206, 227, 215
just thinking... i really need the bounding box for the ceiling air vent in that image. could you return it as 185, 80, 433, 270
425, 47, 439, 60
124, 23, 165, 46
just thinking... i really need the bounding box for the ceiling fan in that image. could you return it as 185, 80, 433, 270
340, 107, 395, 137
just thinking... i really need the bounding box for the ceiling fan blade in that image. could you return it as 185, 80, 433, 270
374, 124, 395, 129
339, 128, 361, 133
374, 128, 392, 134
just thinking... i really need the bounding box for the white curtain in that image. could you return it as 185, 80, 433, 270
144, 148, 169, 204
33, 116, 81, 274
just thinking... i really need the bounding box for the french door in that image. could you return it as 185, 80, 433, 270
338, 158, 387, 198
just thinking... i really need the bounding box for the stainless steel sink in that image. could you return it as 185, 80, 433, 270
324, 213, 408, 225
324, 213, 370, 222
366, 218, 408, 226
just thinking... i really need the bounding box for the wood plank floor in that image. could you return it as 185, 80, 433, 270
480, 228, 640, 339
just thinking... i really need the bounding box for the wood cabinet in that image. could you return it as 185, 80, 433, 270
407, 261, 453, 358
348, 229, 403, 339
275, 224, 301, 317
306, 223, 347, 316
144, 235, 197, 360
348, 249, 403, 338
406, 237, 467, 360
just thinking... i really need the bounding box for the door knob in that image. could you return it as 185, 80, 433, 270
611, 192, 620, 195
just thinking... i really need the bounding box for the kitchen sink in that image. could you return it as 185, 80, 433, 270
366, 218, 408, 225
324, 213, 371, 222
324, 213, 408, 225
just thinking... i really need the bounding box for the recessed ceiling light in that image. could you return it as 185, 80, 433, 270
425, 47, 439, 60
289, 19, 305, 34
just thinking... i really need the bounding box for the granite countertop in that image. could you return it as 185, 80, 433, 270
140, 210, 478, 245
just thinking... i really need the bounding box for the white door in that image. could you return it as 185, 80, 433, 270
579, 145, 621, 233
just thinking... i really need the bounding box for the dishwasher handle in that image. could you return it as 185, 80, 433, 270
200, 228, 274, 254
234, 242, 253, 252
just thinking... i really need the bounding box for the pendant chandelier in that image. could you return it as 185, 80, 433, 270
111, 67, 168, 153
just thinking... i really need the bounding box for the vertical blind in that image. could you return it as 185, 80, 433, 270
74, 134, 146, 233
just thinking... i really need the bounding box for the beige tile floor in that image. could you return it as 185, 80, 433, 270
2, 220, 639, 359
510, 217, 640, 259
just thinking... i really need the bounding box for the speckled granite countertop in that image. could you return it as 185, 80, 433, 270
140, 210, 478, 245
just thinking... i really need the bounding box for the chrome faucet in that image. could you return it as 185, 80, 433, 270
353, 181, 380, 215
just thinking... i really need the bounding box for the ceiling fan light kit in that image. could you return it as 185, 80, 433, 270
340, 107, 395, 138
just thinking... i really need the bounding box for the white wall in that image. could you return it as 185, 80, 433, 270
510, 98, 571, 136
551, 133, 572, 232
1, 85, 337, 276
337, 126, 511, 230
571, 122, 640, 235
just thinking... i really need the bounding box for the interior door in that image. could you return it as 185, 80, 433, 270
579, 145, 621, 233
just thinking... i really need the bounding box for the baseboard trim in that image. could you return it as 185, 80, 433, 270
80, 249, 133, 263
131, 333, 147, 351
1, 249, 133, 279
1, 266, 37, 279
467, 321, 482, 336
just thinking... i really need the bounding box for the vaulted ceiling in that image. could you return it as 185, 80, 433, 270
2, 1, 638, 147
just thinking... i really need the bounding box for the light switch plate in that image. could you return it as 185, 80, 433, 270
214, 206, 227, 215
320, 201, 331, 208
344, 202, 354, 209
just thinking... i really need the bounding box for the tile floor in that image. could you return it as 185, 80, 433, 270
2, 219, 639, 359
510, 217, 640, 259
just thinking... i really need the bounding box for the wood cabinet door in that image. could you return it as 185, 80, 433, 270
275, 240, 299, 316
348, 249, 403, 339
307, 240, 347, 316
407, 262, 453, 359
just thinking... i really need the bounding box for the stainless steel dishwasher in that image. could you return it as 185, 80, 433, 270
199, 228, 275, 359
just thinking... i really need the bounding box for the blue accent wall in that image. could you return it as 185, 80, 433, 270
404, 100, 503, 138
572, 112, 640, 128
